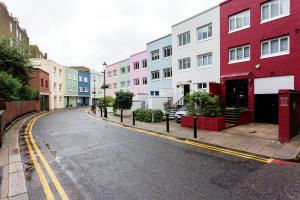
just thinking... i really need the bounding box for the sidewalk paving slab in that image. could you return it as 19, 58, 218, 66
89, 109, 300, 160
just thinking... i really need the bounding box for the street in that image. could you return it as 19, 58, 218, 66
19, 109, 300, 200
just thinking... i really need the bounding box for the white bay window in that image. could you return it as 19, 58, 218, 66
261, 36, 289, 58
261, 0, 290, 23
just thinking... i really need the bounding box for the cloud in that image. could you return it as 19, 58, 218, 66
2, 0, 222, 70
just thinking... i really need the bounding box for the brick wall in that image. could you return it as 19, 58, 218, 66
29, 69, 50, 93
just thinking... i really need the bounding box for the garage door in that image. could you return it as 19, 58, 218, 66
254, 75, 294, 94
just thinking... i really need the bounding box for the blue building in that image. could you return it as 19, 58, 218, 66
72, 66, 91, 106
146, 34, 173, 109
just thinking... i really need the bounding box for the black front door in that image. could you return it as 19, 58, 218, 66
226, 79, 248, 108
255, 94, 278, 124
40, 96, 45, 111
183, 85, 190, 96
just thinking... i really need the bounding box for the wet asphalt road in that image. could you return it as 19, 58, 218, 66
19, 109, 300, 200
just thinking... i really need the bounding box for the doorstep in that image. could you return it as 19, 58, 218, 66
88, 109, 300, 160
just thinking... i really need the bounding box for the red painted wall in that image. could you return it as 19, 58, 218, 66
220, 0, 300, 113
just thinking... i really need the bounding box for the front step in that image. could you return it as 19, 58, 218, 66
222, 109, 241, 125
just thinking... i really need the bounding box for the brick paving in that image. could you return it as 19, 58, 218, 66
90, 108, 300, 160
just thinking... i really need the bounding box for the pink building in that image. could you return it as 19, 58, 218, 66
130, 51, 148, 96
105, 63, 119, 97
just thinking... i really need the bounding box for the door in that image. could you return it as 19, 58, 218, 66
67, 97, 70, 107
40, 96, 45, 111
226, 79, 248, 108
183, 85, 190, 96
255, 94, 278, 124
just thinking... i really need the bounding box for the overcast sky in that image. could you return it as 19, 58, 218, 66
3, 0, 222, 70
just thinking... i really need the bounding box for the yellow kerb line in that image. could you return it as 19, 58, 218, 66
25, 120, 55, 200
29, 114, 70, 200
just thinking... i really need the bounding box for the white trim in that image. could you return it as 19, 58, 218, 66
260, 35, 290, 59
229, 9, 250, 33
260, 0, 290, 24
260, 13, 290, 24
228, 25, 250, 34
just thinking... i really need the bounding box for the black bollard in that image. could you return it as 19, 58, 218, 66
193, 116, 197, 138
104, 107, 107, 118
120, 110, 123, 122
166, 114, 170, 132
132, 111, 135, 126
100, 107, 103, 117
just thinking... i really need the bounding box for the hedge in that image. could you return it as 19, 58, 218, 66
135, 108, 164, 123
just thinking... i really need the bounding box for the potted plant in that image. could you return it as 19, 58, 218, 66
181, 92, 225, 131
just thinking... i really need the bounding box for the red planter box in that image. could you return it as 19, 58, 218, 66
181, 116, 225, 131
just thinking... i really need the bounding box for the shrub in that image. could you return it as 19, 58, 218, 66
135, 108, 164, 123
98, 96, 114, 108
0, 71, 22, 100
114, 91, 133, 110
185, 92, 221, 117
19, 85, 39, 100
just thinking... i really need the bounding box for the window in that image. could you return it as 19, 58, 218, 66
68, 73, 72, 79
121, 81, 125, 88
133, 78, 140, 86
113, 83, 117, 89
197, 23, 212, 41
151, 70, 160, 80
163, 68, 172, 78
133, 62, 140, 70
197, 53, 212, 67
59, 83, 62, 91
127, 80, 130, 87
142, 77, 147, 85
41, 79, 44, 87
261, 36, 289, 58
113, 70, 117, 76
150, 91, 160, 96
229, 10, 250, 32
10, 22, 13, 32
54, 82, 57, 91
142, 60, 147, 68
73, 75, 77, 80
163, 46, 172, 58
121, 67, 126, 74
178, 32, 191, 46
197, 83, 208, 92
84, 77, 88, 82
79, 87, 83, 92
108, 71, 112, 77
45, 80, 48, 88
229, 45, 250, 63
178, 58, 191, 70
59, 69, 62, 76
151, 50, 159, 61
54, 67, 57, 75
73, 86, 76, 91
261, 0, 290, 22
127, 65, 130, 73
79, 76, 83, 82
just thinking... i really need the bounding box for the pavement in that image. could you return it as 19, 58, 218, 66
0, 113, 39, 200
91, 109, 300, 160
16, 108, 300, 200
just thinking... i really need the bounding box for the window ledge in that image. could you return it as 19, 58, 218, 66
197, 65, 213, 69
197, 37, 213, 44
164, 77, 172, 80
178, 69, 192, 73
261, 51, 289, 59
152, 60, 159, 63
228, 59, 250, 64
228, 26, 250, 34
260, 14, 290, 24
152, 79, 160, 82
178, 43, 191, 49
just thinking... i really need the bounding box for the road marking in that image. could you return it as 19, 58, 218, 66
25, 121, 55, 200
88, 114, 274, 164
28, 114, 70, 200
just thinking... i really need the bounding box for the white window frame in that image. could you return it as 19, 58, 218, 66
151, 50, 159, 61
229, 45, 250, 64
113, 70, 117, 76
163, 46, 172, 58
120, 81, 125, 88
261, 0, 290, 24
133, 78, 140, 86
261, 35, 290, 59
79, 76, 83, 82
197, 23, 213, 41
133, 62, 140, 70
151, 70, 160, 81
229, 10, 250, 33
178, 31, 191, 47
178, 58, 191, 71
163, 68, 172, 79
197, 53, 213, 68
120, 67, 126, 75
197, 83, 208, 93
142, 77, 147, 85
84, 77, 88, 82
142, 59, 147, 68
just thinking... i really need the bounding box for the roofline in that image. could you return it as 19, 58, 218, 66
219, 0, 232, 6
107, 58, 130, 67
32, 68, 49, 75
130, 50, 147, 57
171, 4, 219, 27
146, 34, 171, 45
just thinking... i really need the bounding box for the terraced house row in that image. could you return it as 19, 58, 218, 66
106, 0, 300, 127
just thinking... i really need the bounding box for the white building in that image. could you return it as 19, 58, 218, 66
171, 5, 220, 103
90, 70, 104, 106
30, 58, 65, 110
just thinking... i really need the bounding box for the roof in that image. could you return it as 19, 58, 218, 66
147, 34, 171, 45
70, 66, 91, 72
107, 58, 130, 67
130, 50, 146, 57
172, 4, 219, 27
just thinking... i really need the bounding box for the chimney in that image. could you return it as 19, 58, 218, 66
44, 53, 48, 59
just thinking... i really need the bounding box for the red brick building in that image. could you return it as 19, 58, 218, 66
29, 69, 50, 111
220, 0, 300, 124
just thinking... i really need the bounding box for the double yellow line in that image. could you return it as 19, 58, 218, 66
25, 113, 69, 200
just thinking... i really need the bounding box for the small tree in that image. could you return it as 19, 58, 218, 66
0, 71, 22, 100
98, 96, 114, 108
114, 91, 133, 110
19, 85, 39, 100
